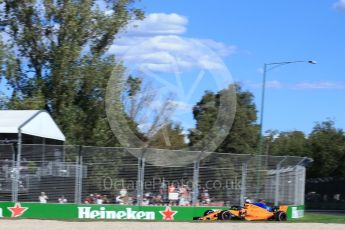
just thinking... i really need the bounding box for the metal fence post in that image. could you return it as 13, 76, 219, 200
294, 166, 300, 205
300, 166, 306, 206
274, 157, 287, 206
274, 165, 280, 206
136, 155, 141, 205
240, 162, 248, 206
136, 149, 145, 206
79, 153, 83, 204
294, 157, 307, 206
13, 133, 23, 203
10, 144, 16, 202
74, 148, 78, 204
140, 157, 145, 205
192, 159, 200, 206
74, 146, 83, 204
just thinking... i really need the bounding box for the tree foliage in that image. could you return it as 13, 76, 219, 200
307, 121, 345, 178
217, 85, 259, 154
149, 123, 187, 149
267, 121, 345, 178
189, 84, 259, 154
267, 130, 310, 156
0, 0, 143, 145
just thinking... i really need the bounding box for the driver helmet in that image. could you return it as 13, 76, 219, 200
245, 198, 252, 203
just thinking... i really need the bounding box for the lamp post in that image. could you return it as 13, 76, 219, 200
258, 60, 316, 157
255, 60, 316, 199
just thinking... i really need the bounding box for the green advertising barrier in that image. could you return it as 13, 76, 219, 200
0, 202, 224, 220
0, 202, 304, 220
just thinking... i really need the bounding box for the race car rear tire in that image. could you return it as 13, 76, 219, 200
204, 210, 214, 216
218, 210, 231, 220
275, 211, 287, 221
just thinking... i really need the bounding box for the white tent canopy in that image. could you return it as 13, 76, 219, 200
0, 110, 65, 141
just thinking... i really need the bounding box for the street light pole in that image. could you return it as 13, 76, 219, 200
258, 63, 268, 158
255, 60, 316, 199
257, 60, 317, 157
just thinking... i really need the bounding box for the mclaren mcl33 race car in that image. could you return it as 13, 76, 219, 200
194, 203, 288, 221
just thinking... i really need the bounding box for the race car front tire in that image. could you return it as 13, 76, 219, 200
274, 211, 287, 221
218, 210, 232, 220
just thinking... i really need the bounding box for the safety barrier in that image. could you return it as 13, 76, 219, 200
0, 202, 303, 220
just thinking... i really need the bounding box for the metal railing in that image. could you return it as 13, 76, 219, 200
0, 144, 311, 206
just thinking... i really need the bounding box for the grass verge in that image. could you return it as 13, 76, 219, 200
289, 212, 345, 223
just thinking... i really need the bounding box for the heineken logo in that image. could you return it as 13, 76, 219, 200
0, 203, 29, 218
159, 206, 178, 220
78, 207, 155, 220
7, 203, 28, 218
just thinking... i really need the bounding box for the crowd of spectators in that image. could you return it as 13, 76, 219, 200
91, 182, 213, 206
39, 182, 213, 206
79, 182, 212, 206
84, 193, 111, 204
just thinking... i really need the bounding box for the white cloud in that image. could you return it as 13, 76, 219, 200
246, 80, 345, 90
267, 80, 283, 89
198, 39, 237, 57
293, 81, 345, 90
334, 0, 345, 11
110, 13, 236, 73
247, 80, 283, 89
124, 13, 188, 36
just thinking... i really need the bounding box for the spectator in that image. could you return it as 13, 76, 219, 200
116, 189, 129, 205
102, 195, 110, 204
39, 192, 48, 203
152, 194, 164, 205
200, 189, 210, 205
96, 194, 103, 204
142, 197, 150, 205
58, 195, 68, 204
168, 183, 178, 205
91, 194, 97, 203
179, 184, 190, 206
159, 181, 168, 203
120, 189, 127, 197
84, 194, 94, 204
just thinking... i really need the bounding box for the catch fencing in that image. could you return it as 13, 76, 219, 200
0, 144, 311, 207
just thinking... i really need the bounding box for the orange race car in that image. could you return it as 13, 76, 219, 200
194, 203, 288, 221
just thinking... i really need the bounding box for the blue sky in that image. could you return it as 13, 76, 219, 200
1, 0, 345, 136
117, 0, 345, 135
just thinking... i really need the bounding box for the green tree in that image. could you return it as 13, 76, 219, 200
0, 0, 144, 145
188, 90, 217, 147
149, 123, 187, 149
189, 84, 259, 154
267, 130, 309, 156
307, 120, 345, 178
217, 85, 259, 154
0, 40, 17, 109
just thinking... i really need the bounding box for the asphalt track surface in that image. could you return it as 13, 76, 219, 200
1, 220, 345, 230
